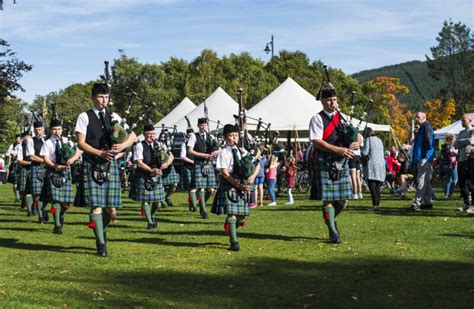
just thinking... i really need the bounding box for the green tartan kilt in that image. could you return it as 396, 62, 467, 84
129, 171, 165, 202
211, 176, 249, 216
30, 165, 45, 195
19, 166, 32, 194
310, 156, 353, 201
162, 165, 180, 186
40, 169, 73, 203
81, 160, 122, 208
192, 161, 217, 189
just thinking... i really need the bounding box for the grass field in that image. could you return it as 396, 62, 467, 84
0, 183, 472, 308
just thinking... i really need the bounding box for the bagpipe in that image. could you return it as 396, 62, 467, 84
202, 100, 222, 152
317, 65, 374, 148
50, 103, 78, 162
234, 88, 262, 181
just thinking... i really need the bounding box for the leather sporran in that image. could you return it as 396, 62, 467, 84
227, 187, 244, 203
37, 167, 47, 181
145, 175, 159, 191
201, 162, 213, 176
92, 162, 110, 185
51, 171, 66, 188
328, 161, 344, 181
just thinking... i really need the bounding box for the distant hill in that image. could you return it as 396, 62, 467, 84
352, 60, 447, 111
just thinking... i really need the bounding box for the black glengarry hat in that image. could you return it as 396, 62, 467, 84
223, 124, 238, 136
91, 83, 110, 97
197, 117, 208, 125
143, 124, 155, 132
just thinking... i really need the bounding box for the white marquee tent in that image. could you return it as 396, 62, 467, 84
434, 113, 474, 140
154, 97, 196, 129
173, 87, 239, 132
246, 77, 391, 132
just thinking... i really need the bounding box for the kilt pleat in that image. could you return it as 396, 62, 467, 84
19, 167, 32, 194
129, 172, 165, 202
310, 156, 353, 201
181, 166, 193, 189
40, 169, 73, 203
211, 176, 249, 216
161, 165, 180, 186
30, 165, 45, 195
82, 160, 122, 208
192, 161, 217, 189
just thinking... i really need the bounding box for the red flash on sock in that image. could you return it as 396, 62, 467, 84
51, 208, 57, 214
224, 222, 229, 234
197, 195, 201, 201
88, 220, 96, 229
323, 212, 329, 221
188, 195, 193, 203
140, 209, 145, 217
33, 200, 38, 208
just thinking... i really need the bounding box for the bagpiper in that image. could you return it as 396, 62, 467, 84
75, 83, 136, 257
130, 124, 174, 229
40, 115, 81, 234
25, 118, 47, 223
187, 118, 220, 219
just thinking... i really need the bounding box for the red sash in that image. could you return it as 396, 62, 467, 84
322, 112, 340, 141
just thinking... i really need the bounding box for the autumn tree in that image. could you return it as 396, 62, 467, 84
426, 19, 474, 115
363, 76, 412, 142
424, 98, 456, 130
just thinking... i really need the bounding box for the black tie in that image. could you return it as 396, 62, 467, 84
55, 138, 62, 164
99, 111, 106, 131
231, 148, 241, 172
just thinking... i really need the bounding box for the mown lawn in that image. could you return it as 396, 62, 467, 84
0, 183, 472, 308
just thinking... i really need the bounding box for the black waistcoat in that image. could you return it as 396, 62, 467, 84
141, 141, 154, 166
318, 111, 342, 157
193, 133, 211, 161
32, 137, 44, 166
84, 109, 111, 161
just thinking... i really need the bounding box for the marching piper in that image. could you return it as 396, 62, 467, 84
75, 83, 137, 257
40, 116, 81, 234
130, 124, 174, 229
187, 118, 220, 219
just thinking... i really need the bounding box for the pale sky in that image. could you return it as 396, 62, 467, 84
1, 0, 472, 103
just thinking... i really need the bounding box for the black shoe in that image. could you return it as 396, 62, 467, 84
27, 211, 32, 217
97, 244, 107, 257
420, 203, 433, 210
147, 223, 155, 230
60, 217, 64, 228
229, 241, 240, 251
165, 198, 173, 207
152, 218, 158, 228
32, 210, 37, 216
189, 205, 197, 212
53, 226, 62, 234
43, 213, 49, 222
37, 218, 45, 224
407, 204, 421, 211
328, 231, 341, 244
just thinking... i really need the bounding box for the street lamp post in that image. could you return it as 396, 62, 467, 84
264, 34, 274, 73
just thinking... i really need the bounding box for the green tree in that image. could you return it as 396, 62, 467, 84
0, 39, 32, 149
426, 19, 474, 114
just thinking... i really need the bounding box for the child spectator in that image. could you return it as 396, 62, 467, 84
284, 157, 297, 205
254, 149, 268, 207
265, 155, 279, 206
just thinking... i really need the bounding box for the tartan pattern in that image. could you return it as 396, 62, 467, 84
40, 169, 73, 203
30, 165, 45, 195
181, 166, 193, 189
19, 166, 32, 194
129, 172, 165, 202
192, 161, 217, 189
211, 176, 249, 216
310, 156, 353, 201
162, 165, 180, 186
82, 160, 122, 208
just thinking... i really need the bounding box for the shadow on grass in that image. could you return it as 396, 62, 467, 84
124, 229, 316, 241
0, 237, 93, 254
40, 257, 474, 308
441, 233, 474, 239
